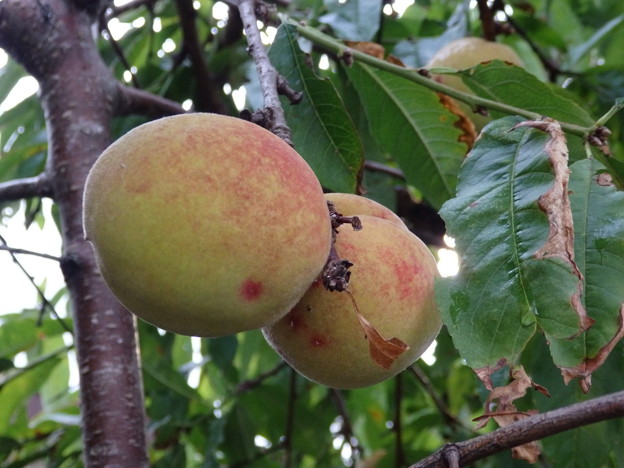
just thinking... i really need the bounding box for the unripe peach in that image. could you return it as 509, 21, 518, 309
427, 37, 524, 129
263, 216, 441, 388
324, 193, 407, 230
83, 113, 332, 337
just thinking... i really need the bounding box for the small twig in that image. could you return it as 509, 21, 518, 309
234, 361, 288, 394
409, 390, 624, 467
476, 0, 496, 41
393, 373, 405, 468
0, 235, 72, 334
409, 364, 467, 429
0, 245, 61, 262
364, 160, 406, 180
174, 0, 228, 113
284, 367, 297, 468
101, 23, 141, 88
330, 389, 361, 462
0, 174, 53, 202
292, 20, 593, 139
104, 0, 155, 20
234, 0, 294, 144
491, 0, 570, 82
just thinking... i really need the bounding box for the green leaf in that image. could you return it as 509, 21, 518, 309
319, 0, 382, 41
568, 14, 624, 68
345, 61, 468, 208
437, 116, 587, 368
458, 60, 595, 126
0, 354, 61, 435
0, 313, 67, 358
269, 24, 363, 193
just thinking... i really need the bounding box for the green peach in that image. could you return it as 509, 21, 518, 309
263, 215, 441, 388
83, 113, 332, 337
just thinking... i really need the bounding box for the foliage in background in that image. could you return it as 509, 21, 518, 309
1, 0, 623, 466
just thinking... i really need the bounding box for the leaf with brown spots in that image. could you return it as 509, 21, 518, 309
512, 119, 592, 335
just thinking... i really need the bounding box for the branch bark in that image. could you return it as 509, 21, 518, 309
234, 0, 294, 144
410, 390, 624, 467
174, 0, 230, 113
0, 1, 149, 466
0, 174, 53, 202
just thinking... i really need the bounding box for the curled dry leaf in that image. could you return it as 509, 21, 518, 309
473, 366, 550, 463
512, 119, 593, 335
474, 358, 508, 391
346, 290, 409, 369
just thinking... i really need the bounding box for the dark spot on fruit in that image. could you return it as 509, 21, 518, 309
310, 334, 328, 347
240, 279, 263, 301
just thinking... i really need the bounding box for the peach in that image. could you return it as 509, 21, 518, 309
263, 215, 441, 388
324, 192, 407, 230
427, 37, 524, 129
83, 113, 332, 337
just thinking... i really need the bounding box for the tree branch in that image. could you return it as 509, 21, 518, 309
0, 234, 72, 334
174, 0, 229, 113
1, 1, 149, 465
0, 174, 53, 202
233, 0, 295, 144
115, 83, 186, 118
0, 244, 61, 262
409, 390, 624, 467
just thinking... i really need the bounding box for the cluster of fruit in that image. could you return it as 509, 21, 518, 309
83, 113, 441, 389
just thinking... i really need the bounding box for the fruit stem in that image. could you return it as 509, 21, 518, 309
321, 201, 361, 292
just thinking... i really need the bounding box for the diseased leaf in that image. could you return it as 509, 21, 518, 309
346, 61, 469, 208
548, 158, 624, 391
436, 116, 588, 369
269, 24, 363, 193
512, 119, 591, 334
473, 366, 549, 462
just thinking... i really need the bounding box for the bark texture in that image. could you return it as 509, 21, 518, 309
0, 1, 149, 466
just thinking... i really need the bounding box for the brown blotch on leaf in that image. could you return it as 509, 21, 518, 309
560, 305, 624, 393
512, 119, 593, 335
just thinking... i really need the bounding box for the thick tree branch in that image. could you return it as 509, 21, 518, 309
233, 0, 294, 144
1, 1, 149, 466
410, 390, 624, 467
115, 83, 186, 118
0, 174, 53, 202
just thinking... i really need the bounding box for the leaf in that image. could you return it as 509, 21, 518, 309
473, 366, 549, 463
457, 60, 595, 127
547, 158, 624, 391
345, 61, 469, 209
319, 0, 383, 41
436, 116, 588, 369
512, 119, 590, 332
346, 291, 408, 369
269, 24, 363, 193
0, 354, 61, 435
568, 14, 624, 68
